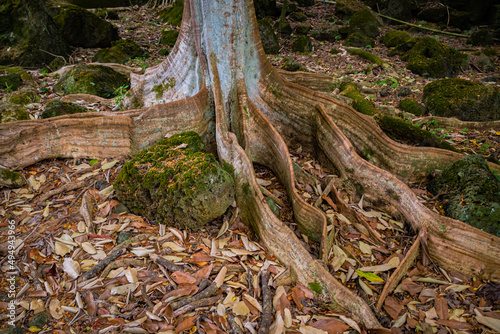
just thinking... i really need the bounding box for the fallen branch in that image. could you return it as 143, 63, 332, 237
376, 230, 423, 310
173, 295, 223, 317
38, 181, 85, 203
101, 259, 145, 278
142, 277, 155, 308
258, 270, 273, 334
82, 247, 127, 280
376, 13, 469, 38
150, 253, 183, 272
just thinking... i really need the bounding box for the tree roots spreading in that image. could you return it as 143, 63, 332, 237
1, 0, 498, 329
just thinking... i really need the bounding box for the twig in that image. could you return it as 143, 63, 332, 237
142, 277, 155, 308
258, 270, 273, 334
101, 259, 145, 278
71, 161, 102, 177
228, 313, 245, 334
173, 295, 223, 317
314, 177, 336, 208
376, 13, 469, 38
150, 253, 183, 272
260, 187, 284, 207
38, 181, 85, 203
376, 230, 423, 311
68, 181, 96, 209
82, 248, 127, 280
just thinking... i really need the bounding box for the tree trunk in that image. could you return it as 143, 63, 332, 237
1, 0, 499, 329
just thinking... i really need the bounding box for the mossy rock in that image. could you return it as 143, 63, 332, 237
6, 87, 38, 105
335, 0, 369, 19
310, 28, 340, 42
476, 53, 495, 73
292, 36, 312, 53
0, 66, 31, 81
52, 4, 119, 48
93, 38, 148, 64
281, 58, 304, 72
467, 29, 493, 47
399, 98, 425, 116
0, 73, 22, 91
95, 8, 119, 20
158, 48, 170, 56
342, 32, 374, 48
375, 115, 455, 151
117, 231, 133, 244
160, 29, 179, 47
159, 0, 183, 27
0, 326, 23, 334
381, 0, 416, 22
0, 0, 70, 67
387, 38, 417, 56
257, 18, 279, 55
41, 100, 88, 119
28, 312, 49, 330
254, 0, 278, 19
295, 25, 312, 35
48, 57, 66, 72
402, 37, 470, 78
0, 167, 26, 188
0, 101, 29, 123
330, 48, 340, 54
114, 131, 235, 230
296, 0, 315, 6
383, 30, 412, 47
423, 78, 500, 122
427, 155, 500, 237
290, 12, 308, 22
275, 20, 293, 35
54, 64, 130, 98
340, 82, 377, 116
349, 9, 383, 38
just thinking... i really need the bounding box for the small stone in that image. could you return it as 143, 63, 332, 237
0, 327, 24, 334
379, 89, 389, 97
0, 168, 26, 188
397, 87, 412, 97
117, 231, 133, 244
28, 312, 48, 330
112, 202, 129, 214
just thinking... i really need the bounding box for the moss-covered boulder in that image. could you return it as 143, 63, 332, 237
342, 32, 374, 48
0, 168, 26, 188
383, 30, 412, 47
40, 100, 88, 119
399, 98, 425, 116
296, 25, 312, 35
375, 114, 455, 151
93, 39, 148, 64
281, 58, 304, 72
6, 88, 38, 105
476, 53, 495, 73
275, 20, 293, 35
95, 8, 119, 20
254, 0, 278, 19
292, 36, 312, 53
349, 9, 383, 38
290, 12, 308, 22
257, 18, 279, 55
335, 0, 370, 19
423, 78, 500, 121
427, 155, 500, 237
54, 64, 130, 98
382, 0, 416, 21
52, 4, 119, 48
0, 0, 71, 67
114, 132, 235, 229
159, 0, 184, 27
28, 312, 48, 331
340, 82, 377, 116
160, 29, 179, 47
0, 326, 23, 334
311, 28, 340, 42
0, 73, 22, 91
0, 101, 29, 123
402, 37, 470, 78
467, 29, 493, 47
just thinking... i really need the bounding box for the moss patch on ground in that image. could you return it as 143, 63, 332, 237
383, 30, 412, 47
375, 114, 456, 151
398, 98, 424, 116
427, 155, 500, 237
0, 101, 29, 123
114, 131, 235, 229
40, 100, 88, 119
423, 78, 500, 121
340, 82, 377, 116
93, 38, 148, 64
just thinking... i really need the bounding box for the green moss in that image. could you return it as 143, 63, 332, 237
257, 18, 279, 55
114, 132, 234, 229
361, 147, 374, 161
54, 63, 130, 98
403, 37, 470, 78
268, 84, 284, 100
340, 82, 377, 116
467, 29, 493, 47
375, 115, 456, 151
266, 197, 280, 217
7, 88, 37, 105
160, 29, 179, 47
423, 78, 500, 122
308, 280, 323, 294
399, 98, 424, 116
295, 25, 312, 35
347, 48, 384, 65
222, 160, 235, 175
427, 155, 500, 237
0, 73, 22, 91
342, 32, 374, 48
292, 36, 312, 53
242, 182, 251, 196
0, 101, 29, 123
40, 100, 88, 119
348, 9, 382, 38
383, 30, 412, 47
0, 66, 30, 81
152, 77, 176, 99
0, 167, 26, 188
93, 38, 148, 64
159, 0, 184, 27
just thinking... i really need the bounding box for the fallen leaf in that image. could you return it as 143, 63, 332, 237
232, 301, 250, 316
171, 271, 196, 284
310, 318, 350, 334
49, 299, 63, 319
175, 315, 197, 333
63, 258, 80, 279
299, 326, 327, 334
356, 270, 384, 283
384, 296, 403, 319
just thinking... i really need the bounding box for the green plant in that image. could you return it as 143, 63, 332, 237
461, 127, 468, 134
40, 69, 49, 76
3, 83, 14, 92
426, 119, 438, 127
114, 85, 130, 110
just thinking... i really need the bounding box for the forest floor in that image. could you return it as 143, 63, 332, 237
0, 2, 499, 334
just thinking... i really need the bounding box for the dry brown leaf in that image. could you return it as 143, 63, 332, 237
171, 271, 196, 284
175, 315, 197, 333
299, 326, 327, 334
401, 279, 423, 295
49, 298, 64, 319
434, 297, 448, 320
63, 257, 80, 279
232, 301, 250, 316
194, 263, 213, 284
435, 319, 473, 330
310, 319, 350, 334
86, 290, 96, 316
164, 284, 199, 300
383, 296, 403, 319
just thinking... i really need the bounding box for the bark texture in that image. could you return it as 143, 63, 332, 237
0, 0, 499, 329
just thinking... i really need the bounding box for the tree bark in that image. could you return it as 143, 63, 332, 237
0, 0, 499, 329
